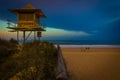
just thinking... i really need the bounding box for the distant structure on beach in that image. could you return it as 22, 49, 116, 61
7, 3, 46, 43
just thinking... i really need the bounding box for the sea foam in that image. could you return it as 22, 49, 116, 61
59, 45, 120, 48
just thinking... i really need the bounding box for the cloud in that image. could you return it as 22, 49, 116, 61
105, 17, 120, 24
0, 27, 91, 40
0, 19, 91, 40
43, 27, 91, 37
0, 31, 18, 40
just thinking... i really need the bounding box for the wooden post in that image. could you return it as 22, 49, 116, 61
39, 37, 40, 41
34, 31, 36, 41
37, 32, 41, 41
17, 31, 19, 43
23, 31, 25, 43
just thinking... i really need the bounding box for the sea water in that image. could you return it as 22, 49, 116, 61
19, 40, 120, 48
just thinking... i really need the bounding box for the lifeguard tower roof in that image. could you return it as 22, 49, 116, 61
9, 3, 46, 18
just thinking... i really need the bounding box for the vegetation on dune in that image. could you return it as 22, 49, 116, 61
0, 38, 18, 63
0, 39, 58, 80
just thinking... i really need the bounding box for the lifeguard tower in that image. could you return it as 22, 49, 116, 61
7, 3, 46, 43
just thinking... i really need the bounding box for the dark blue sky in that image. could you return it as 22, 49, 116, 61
0, 0, 120, 43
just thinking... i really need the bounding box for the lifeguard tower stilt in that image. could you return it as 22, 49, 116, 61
7, 4, 46, 43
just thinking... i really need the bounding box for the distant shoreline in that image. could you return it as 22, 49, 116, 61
58, 45, 120, 48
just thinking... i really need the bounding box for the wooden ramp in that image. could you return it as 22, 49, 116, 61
56, 45, 69, 80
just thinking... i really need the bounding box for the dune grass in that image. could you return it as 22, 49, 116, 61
0, 38, 18, 63
0, 40, 58, 80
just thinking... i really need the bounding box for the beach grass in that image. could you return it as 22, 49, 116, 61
0, 40, 58, 80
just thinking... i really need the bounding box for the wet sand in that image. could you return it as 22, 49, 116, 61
62, 48, 120, 80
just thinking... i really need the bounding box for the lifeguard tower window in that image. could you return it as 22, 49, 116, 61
18, 12, 34, 21
18, 12, 38, 28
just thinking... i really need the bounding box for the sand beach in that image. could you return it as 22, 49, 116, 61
61, 45, 120, 80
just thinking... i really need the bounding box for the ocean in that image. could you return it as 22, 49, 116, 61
48, 40, 120, 48
48, 40, 120, 45
19, 40, 120, 47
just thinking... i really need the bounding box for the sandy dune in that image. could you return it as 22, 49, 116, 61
62, 48, 120, 80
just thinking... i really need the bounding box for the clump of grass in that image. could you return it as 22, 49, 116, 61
0, 40, 58, 80
0, 38, 18, 63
